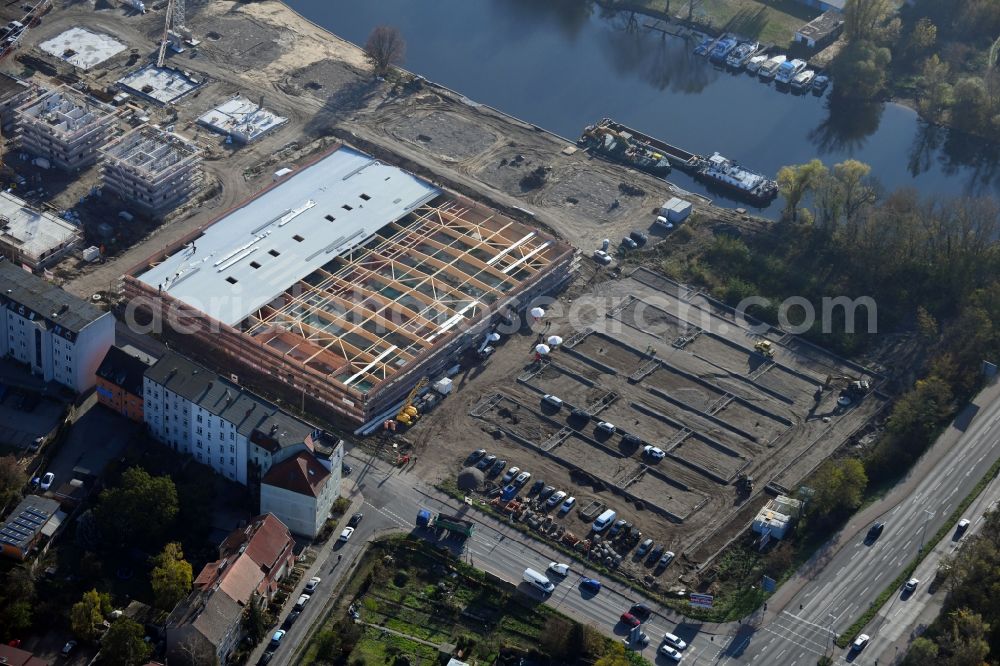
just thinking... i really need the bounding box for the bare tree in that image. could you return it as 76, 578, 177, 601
364, 25, 406, 77
687, 0, 703, 21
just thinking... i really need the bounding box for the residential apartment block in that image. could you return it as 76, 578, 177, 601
261, 448, 343, 538
0, 260, 114, 392
95, 345, 153, 422
142, 350, 338, 486
166, 514, 295, 666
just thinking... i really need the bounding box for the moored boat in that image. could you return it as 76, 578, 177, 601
758, 54, 786, 81
695, 152, 778, 205
745, 54, 768, 73
708, 37, 738, 64
726, 41, 760, 70
791, 69, 815, 92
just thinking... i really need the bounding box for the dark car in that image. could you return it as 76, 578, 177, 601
621, 237, 638, 250
539, 485, 556, 500
529, 479, 545, 495
636, 539, 654, 557
621, 434, 642, 449
348, 513, 364, 527
468, 448, 487, 462
342, 463, 353, 476
282, 610, 301, 629
867, 522, 885, 541
629, 602, 652, 621
648, 545, 664, 563
489, 459, 507, 476
630, 230, 649, 245
569, 408, 591, 423
259, 653, 274, 666
476, 454, 497, 470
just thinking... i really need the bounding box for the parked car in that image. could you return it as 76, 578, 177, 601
530, 479, 545, 495
648, 545, 665, 563
580, 578, 601, 594
620, 612, 641, 628
294, 594, 310, 610
40, 472, 54, 491
469, 448, 487, 462
539, 485, 556, 500
546, 491, 567, 508
637, 539, 654, 557
501, 484, 518, 501
643, 445, 666, 461
268, 630, 286, 650
630, 230, 649, 245
548, 562, 570, 576
490, 459, 507, 477
514, 471, 531, 486
60, 640, 77, 658
304, 576, 321, 593
569, 408, 591, 423
608, 519, 627, 537
662, 632, 687, 650
904, 578, 920, 593
282, 610, 301, 629
476, 454, 497, 470
593, 249, 612, 265
595, 421, 616, 436
502, 467, 521, 484
342, 463, 353, 476
622, 434, 642, 448
659, 645, 682, 661
658, 551, 675, 569
339, 527, 355, 542
542, 394, 563, 410
851, 634, 870, 652
348, 513, 364, 527
560, 496, 576, 514
629, 603, 652, 622
957, 518, 971, 535
621, 237, 638, 250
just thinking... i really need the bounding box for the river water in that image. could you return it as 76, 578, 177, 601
285, 0, 1000, 212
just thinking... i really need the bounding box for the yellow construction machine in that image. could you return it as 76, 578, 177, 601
754, 340, 775, 358
395, 377, 429, 426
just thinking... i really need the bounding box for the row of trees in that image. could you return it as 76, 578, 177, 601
903, 510, 1000, 664
832, 0, 1000, 140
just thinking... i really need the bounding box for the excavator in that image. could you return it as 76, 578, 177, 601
818, 374, 871, 406
395, 377, 429, 427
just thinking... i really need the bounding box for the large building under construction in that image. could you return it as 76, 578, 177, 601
121, 145, 575, 426
100, 125, 202, 217
16, 86, 115, 171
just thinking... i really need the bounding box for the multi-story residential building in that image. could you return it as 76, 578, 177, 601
166, 514, 295, 666
0, 190, 82, 270
95, 345, 154, 422
0, 260, 114, 392
143, 351, 336, 485
261, 447, 343, 538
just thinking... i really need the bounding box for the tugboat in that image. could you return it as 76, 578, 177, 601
726, 41, 760, 70
758, 54, 786, 81
695, 153, 778, 206
578, 122, 672, 178
708, 37, 738, 65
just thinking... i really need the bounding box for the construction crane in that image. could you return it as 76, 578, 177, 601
156, 0, 174, 67
156, 0, 188, 68
395, 377, 429, 426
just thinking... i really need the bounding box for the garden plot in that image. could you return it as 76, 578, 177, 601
613, 297, 698, 341
641, 364, 726, 411
594, 400, 684, 447
522, 362, 607, 408
712, 400, 790, 445
670, 434, 749, 483
477, 397, 561, 444
570, 332, 647, 375
752, 365, 823, 407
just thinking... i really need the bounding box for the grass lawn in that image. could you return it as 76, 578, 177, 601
636, 0, 820, 46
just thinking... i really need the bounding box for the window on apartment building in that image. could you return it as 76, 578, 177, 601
219, 456, 223, 465
230, 457, 235, 466
196, 452, 202, 461
207, 432, 212, 440
65, 354, 71, 361
230, 432, 235, 440
196, 415, 202, 423
196, 441, 202, 449
229, 445, 234, 453
196, 427, 203, 435
64, 365, 71, 373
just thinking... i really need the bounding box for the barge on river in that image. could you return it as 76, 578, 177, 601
579, 118, 702, 174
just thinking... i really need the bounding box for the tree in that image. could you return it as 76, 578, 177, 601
831, 40, 892, 100
102, 618, 151, 666
0, 565, 34, 637
71, 589, 109, 641
242, 597, 269, 645
95, 467, 178, 549
777, 159, 828, 221
151, 542, 192, 610
686, 0, 703, 20
940, 608, 990, 665
843, 0, 894, 42
918, 55, 952, 121
902, 637, 939, 665
364, 25, 405, 77
906, 18, 937, 57
594, 642, 631, 666
950, 77, 992, 135
0, 454, 24, 510
809, 458, 868, 519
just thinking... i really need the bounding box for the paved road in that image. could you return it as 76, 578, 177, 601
862, 469, 1000, 664
727, 383, 1000, 666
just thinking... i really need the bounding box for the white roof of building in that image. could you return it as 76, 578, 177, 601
138, 147, 440, 326
0, 191, 80, 263
197, 95, 288, 142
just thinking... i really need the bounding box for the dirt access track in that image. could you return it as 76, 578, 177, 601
412, 267, 888, 585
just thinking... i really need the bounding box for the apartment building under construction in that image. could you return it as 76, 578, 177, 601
15, 86, 115, 171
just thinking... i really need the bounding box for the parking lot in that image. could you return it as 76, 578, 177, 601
413, 267, 887, 586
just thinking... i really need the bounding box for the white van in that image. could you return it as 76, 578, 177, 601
593, 509, 617, 532
522, 568, 555, 594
